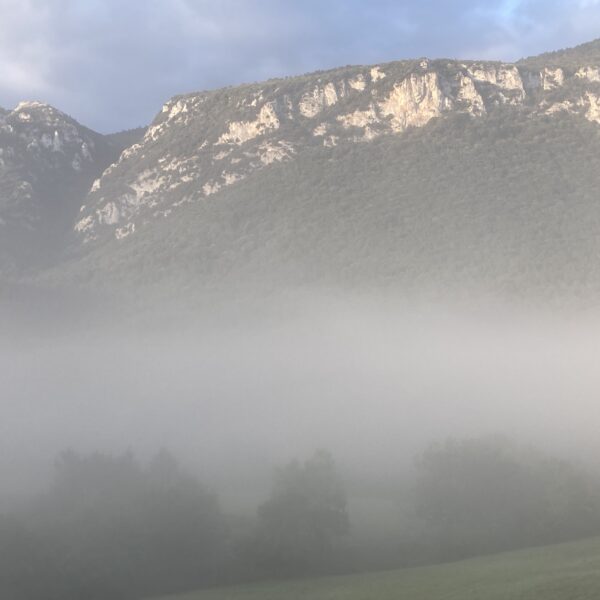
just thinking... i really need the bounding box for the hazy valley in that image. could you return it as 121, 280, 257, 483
3, 32, 600, 600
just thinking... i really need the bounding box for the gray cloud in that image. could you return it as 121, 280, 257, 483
0, 0, 598, 132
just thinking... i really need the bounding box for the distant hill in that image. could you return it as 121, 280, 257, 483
0, 105, 144, 271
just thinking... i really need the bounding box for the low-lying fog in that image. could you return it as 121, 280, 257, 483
3, 291, 600, 511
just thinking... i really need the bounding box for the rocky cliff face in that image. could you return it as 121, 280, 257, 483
74, 57, 600, 246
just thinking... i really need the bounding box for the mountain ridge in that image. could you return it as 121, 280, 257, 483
73, 51, 600, 247
3, 39, 600, 306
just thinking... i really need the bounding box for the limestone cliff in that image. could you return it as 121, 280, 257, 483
75, 55, 600, 245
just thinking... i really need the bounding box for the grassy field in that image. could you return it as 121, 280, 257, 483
154, 537, 600, 600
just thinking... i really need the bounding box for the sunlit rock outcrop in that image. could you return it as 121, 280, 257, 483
541, 67, 565, 91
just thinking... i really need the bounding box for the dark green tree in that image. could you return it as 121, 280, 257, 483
255, 450, 349, 576
0, 449, 227, 600
414, 436, 600, 560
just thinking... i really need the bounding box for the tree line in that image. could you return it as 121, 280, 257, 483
1, 437, 600, 600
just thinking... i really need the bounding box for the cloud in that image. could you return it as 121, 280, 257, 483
0, 0, 598, 132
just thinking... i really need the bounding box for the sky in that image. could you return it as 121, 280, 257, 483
0, 0, 599, 133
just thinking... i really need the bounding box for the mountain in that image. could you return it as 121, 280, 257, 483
0, 102, 144, 271
6, 40, 600, 305
73, 56, 600, 247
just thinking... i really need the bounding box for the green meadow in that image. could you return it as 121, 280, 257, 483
155, 537, 600, 600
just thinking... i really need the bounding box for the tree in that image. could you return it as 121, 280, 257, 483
1, 449, 227, 600
255, 450, 349, 576
414, 436, 600, 560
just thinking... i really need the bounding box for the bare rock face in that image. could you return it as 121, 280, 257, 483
74, 54, 600, 247
541, 67, 565, 91
576, 66, 600, 83
467, 64, 526, 103
299, 82, 339, 118
378, 72, 451, 131
456, 74, 486, 116
584, 93, 600, 123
